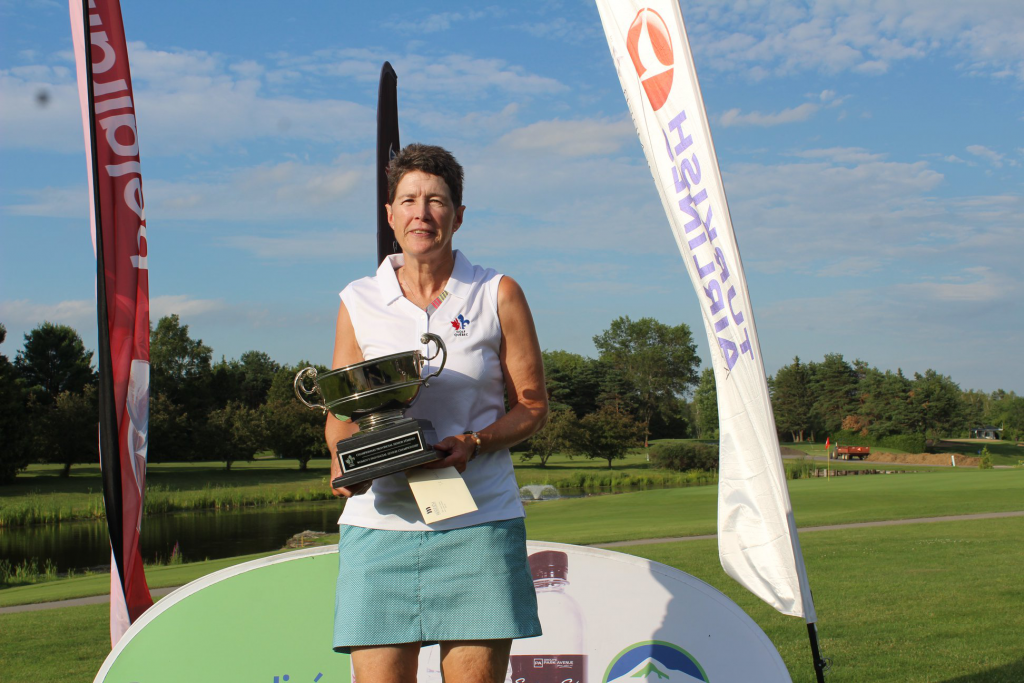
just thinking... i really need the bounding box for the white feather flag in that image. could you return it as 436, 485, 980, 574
594, 0, 817, 621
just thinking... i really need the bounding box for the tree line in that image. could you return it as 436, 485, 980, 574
767, 354, 1023, 447
2, 315, 1021, 482
0, 317, 328, 483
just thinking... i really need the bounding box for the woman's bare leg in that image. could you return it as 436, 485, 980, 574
350, 642, 421, 683
440, 639, 513, 683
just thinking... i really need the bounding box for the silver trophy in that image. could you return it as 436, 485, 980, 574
294, 333, 447, 489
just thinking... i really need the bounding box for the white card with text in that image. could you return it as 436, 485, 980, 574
405, 466, 478, 523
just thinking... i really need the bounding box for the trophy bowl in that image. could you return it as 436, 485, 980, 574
293, 333, 447, 488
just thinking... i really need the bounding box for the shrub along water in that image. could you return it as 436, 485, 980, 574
649, 441, 719, 471
0, 482, 337, 527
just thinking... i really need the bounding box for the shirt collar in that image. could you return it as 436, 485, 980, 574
377, 253, 405, 306
377, 250, 474, 306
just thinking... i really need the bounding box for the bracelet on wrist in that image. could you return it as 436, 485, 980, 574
463, 431, 482, 460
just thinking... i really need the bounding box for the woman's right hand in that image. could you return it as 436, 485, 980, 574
333, 481, 372, 498
326, 411, 364, 497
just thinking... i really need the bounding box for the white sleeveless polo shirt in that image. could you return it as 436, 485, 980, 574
337, 250, 525, 531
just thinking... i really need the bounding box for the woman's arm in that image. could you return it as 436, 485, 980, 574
325, 300, 368, 497
429, 276, 548, 472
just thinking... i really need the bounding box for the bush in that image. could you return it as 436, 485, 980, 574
832, 430, 927, 453
650, 441, 719, 471
878, 434, 928, 453
978, 447, 994, 470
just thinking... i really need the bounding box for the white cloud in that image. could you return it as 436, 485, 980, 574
0, 299, 94, 332
966, 144, 1005, 167
385, 12, 472, 33
896, 267, 1010, 304
496, 118, 635, 157
150, 295, 226, 319
220, 231, 374, 263
1, 43, 565, 156
685, 1, 1024, 81
756, 270, 1023, 391
817, 89, 850, 107
719, 103, 819, 127
7, 157, 372, 222
794, 147, 887, 164
286, 48, 566, 99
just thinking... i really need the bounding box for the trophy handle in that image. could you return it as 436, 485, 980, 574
420, 333, 447, 385
293, 367, 327, 413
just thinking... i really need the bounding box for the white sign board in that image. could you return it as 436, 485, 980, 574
416, 541, 791, 682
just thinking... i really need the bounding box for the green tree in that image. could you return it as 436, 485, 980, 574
593, 316, 700, 446
150, 315, 213, 411
262, 398, 328, 471
809, 353, 858, 435
238, 350, 280, 409
14, 322, 95, 402
206, 401, 266, 471
858, 367, 915, 438
520, 408, 580, 467
693, 367, 719, 439
909, 370, 965, 438
985, 390, 1024, 441
148, 392, 193, 463
542, 350, 602, 418
959, 389, 987, 436
37, 386, 99, 477
0, 324, 33, 483
771, 357, 814, 441
575, 405, 644, 469
647, 394, 691, 440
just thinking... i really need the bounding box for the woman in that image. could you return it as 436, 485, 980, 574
326, 144, 548, 682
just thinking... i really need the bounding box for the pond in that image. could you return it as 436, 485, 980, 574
0, 500, 345, 574
1, 484, 613, 575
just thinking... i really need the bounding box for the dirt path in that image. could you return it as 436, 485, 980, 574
5, 511, 1023, 614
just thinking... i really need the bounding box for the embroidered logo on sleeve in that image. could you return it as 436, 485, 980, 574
450, 314, 471, 337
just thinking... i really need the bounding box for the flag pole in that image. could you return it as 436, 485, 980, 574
375, 61, 400, 266
78, 0, 128, 610
808, 622, 829, 682
70, 0, 154, 643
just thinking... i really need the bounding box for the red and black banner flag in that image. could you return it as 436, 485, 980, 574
69, 0, 152, 646
376, 61, 400, 266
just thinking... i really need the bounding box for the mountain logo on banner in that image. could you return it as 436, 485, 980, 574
603, 641, 707, 682
625, 8, 674, 111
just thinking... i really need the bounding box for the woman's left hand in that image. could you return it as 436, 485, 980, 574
423, 433, 477, 473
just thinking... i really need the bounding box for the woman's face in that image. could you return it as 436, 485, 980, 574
386, 170, 465, 260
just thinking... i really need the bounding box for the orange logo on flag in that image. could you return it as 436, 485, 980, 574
626, 8, 674, 111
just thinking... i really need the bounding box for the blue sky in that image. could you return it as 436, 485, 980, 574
2, 1, 1022, 393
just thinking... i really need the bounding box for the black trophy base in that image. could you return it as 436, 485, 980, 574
332, 418, 442, 489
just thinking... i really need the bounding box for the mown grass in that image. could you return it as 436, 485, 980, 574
523, 468, 1024, 546
0, 442, 1002, 528
932, 439, 1024, 467
2, 518, 1021, 682
0, 550, 284, 608
4, 467, 1020, 606
624, 517, 1024, 683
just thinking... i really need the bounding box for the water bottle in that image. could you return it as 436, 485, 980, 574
507, 550, 586, 683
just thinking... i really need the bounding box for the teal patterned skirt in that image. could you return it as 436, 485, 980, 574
333, 518, 541, 652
